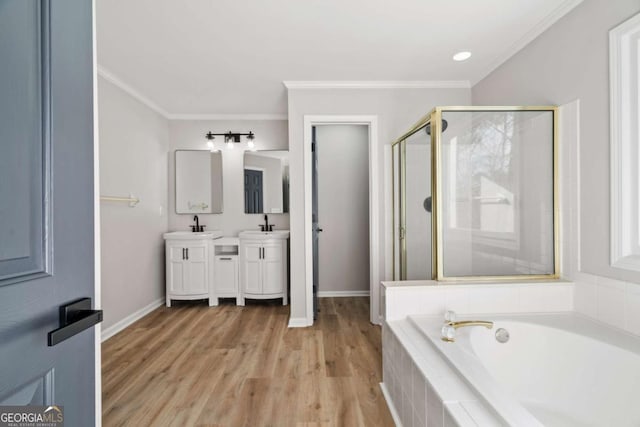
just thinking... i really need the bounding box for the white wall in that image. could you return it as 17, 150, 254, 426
472, 0, 640, 284
286, 87, 471, 323
98, 76, 169, 331
316, 125, 370, 293
168, 120, 289, 235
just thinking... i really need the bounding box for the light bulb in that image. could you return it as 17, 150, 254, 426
247, 140, 255, 149
207, 140, 214, 149
226, 141, 234, 150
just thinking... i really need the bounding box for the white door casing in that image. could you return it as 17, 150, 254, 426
300, 115, 380, 326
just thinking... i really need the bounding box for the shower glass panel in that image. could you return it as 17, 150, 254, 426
438, 109, 556, 278
404, 130, 432, 279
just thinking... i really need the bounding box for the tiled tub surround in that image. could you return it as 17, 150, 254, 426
384, 312, 640, 427
380, 279, 575, 427
381, 280, 575, 321
573, 272, 640, 337
382, 319, 504, 427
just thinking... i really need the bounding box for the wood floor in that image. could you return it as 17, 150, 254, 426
102, 297, 395, 427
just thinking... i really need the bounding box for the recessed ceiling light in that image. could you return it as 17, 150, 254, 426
453, 51, 472, 62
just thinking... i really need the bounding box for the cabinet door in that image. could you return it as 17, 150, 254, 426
167, 244, 187, 294
262, 242, 284, 294
185, 243, 208, 294
215, 256, 238, 294
241, 242, 262, 294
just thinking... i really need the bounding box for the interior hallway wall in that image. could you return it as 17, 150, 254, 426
286, 87, 471, 323
315, 125, 370, 294
472, 0, 640, 285
98, 76, 170, 332
168, 120, 289, 236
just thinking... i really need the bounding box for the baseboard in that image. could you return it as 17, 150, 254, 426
317, 290, 370, 297
288, 316, 312, 328
101, 297, 165, 342
379, 382, 402, 427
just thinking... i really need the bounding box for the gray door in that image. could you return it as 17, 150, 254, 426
311, 127, 319, 320
0, 1, 97, 425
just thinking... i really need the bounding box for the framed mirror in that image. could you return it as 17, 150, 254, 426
175, 150, 223, 214
243, 150, 289, 214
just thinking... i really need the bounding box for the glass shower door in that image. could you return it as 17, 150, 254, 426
392, 125, 433, 280
404, 130, 432, 279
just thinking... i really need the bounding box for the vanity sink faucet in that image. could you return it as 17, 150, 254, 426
259, 214, 274, 232
191, 215, 206, 232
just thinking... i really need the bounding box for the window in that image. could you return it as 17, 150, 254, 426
610, 12, 640, 271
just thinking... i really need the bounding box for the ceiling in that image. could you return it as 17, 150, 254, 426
96, 0, 582, 117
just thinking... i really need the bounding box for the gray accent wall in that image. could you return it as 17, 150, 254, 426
98, 76, 170, 330
471, 0, 640, 284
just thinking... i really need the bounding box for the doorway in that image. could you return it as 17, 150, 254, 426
303, 116, 380, 325
312, 125, 370, 320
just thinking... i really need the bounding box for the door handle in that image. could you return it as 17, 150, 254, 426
48, 298, 103, 346
182, 248, 186, 260
317, 228, 323, 233
186, 248, 189, 260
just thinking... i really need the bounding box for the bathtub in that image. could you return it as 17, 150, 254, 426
408, 313, 640, 427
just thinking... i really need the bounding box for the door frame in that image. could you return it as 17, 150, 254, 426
91, 0, 102, 424
303, 115, 380, 325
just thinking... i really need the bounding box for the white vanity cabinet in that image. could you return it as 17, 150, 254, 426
239, 231, 289, 305
163, 231, 222, 307
211, 237, 241, 304
166, 240, 209, 298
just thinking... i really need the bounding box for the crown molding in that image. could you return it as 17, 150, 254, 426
97, 66, 171, 118
282, 80, 470, 90
167, 113, 288, 121
471, 0, 584, 86
98, 66, 287, 121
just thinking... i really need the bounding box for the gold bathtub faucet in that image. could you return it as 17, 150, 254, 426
441, 320, 494, 342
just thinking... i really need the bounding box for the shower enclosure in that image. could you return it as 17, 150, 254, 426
392, 106, 558, 281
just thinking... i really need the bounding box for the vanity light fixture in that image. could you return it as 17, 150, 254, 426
205, 130, 256, 150
247, 132, 255, 150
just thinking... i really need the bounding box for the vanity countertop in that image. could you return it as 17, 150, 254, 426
238, 230, 290, 240
163, 230, 224, 240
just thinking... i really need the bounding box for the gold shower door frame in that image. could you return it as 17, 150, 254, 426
392, 106, 559, 282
